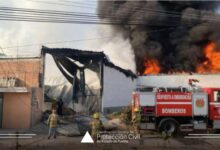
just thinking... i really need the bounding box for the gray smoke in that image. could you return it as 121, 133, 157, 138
97, 1, 220, 74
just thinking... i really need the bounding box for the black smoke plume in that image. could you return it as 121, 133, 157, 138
97, 0, 220, 74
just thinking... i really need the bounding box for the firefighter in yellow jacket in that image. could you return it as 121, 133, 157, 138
132, 108, 141, 134
47, 109, 59, 139
90, 112, 103, 141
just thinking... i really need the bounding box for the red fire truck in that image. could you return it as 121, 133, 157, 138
131, 79, 220, 135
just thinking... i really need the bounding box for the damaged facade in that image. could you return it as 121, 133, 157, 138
0, 57, 43, 129
42, 46, 136, 114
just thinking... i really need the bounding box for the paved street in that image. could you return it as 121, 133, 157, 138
0, 133, 219, 150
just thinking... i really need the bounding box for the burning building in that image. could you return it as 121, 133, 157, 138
95, 0, 220, 107
40, 1, 220, 115
98, 1, 220, 75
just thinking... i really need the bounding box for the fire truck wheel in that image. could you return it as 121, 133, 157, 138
158, 118, 179, 136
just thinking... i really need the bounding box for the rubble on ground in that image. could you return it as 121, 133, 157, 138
103, 118, 127, 130
41, 108, 130, 137
57, 123, 81, 137
72, 115, 91, 134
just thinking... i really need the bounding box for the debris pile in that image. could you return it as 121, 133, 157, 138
41, 108, 131, 137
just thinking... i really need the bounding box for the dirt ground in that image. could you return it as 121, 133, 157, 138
0, 134, 220, 150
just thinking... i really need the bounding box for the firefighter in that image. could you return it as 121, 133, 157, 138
90, 112, 103, 141
132, 108, 141, 134
47, 109, 59, 139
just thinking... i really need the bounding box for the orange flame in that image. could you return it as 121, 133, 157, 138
143, 59, 160, 74
197, 42, 220, 73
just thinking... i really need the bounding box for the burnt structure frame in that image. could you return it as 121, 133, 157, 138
41, 46, 136, 112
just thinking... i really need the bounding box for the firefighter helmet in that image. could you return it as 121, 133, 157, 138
93, 112, 100, 119
134, 108, 140, 112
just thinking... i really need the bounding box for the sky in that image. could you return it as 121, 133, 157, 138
0, 0, 136, 86
0, 0, 95, 55
1, 1, 220, 86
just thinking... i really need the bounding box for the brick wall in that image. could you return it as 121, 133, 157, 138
0, 57, 43, 129
0, 58, 41, 87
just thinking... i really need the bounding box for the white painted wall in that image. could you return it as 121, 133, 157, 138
137, 74, 220, 88
102, 65, 136, 110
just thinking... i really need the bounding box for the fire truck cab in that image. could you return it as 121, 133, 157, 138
131, 85, 220, 134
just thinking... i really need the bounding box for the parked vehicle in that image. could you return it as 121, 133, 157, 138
131, 79, 220, 135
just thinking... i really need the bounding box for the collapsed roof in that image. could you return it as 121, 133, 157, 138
41, 46, 136, 84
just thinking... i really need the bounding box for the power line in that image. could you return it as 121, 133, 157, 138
1, 36, 114, 50
0, 14, 210, 26
26, 0, 93, 8
0, 6, 212, 21
0, 6, 219, 26
0, 5, 219, 31
27, 0, 220, 23
1, 27, 176, 51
